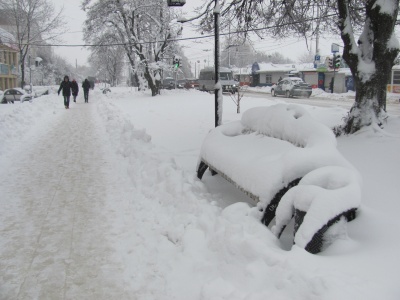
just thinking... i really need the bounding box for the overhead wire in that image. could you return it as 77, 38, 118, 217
0, 12, 339, 48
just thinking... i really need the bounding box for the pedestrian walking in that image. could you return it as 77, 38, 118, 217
71, 79, 79, 102
58, 75, 73, 109
82, 79, 91, 103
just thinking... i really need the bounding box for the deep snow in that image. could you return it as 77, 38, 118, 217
0, 86, 399, 299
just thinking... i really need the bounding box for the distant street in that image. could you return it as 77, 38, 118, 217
242, 90, 400, 116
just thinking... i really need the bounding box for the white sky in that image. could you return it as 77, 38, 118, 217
52, 0, 348, 69
52, 0, 91, 66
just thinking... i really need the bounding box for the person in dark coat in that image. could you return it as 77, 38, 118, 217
82, 78, 91, 103
58, 75, 73, 109
71, 79, 79, 102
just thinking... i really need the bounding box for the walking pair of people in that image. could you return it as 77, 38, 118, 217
58, 76, 91, 108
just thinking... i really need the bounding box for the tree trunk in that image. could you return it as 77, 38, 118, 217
341, 74, 388, 134
142, 63, 159, 97
336, 0, 399, 135
20, 56, 25, 88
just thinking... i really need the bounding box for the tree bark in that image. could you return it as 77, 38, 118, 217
337, 0, 399, 134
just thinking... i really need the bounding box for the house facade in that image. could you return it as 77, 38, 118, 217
0, 28, 18, 90
231, 61, 400, 94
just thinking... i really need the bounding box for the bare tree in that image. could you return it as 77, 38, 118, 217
298, 51, 315, 64
83, 0, 182, 96
0, 0, 66, 88
89, 32, 124, 87
194, 0, 400, 134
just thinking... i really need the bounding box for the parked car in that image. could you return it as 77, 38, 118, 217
162, 77, 175, 90
177, 79, 187, 89
271, 77, 312, 98
184, 79, 199, 89
1, 88, 34, 104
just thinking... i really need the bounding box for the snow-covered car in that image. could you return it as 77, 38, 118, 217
1, 88, 34, 104
271, 77, 312, 98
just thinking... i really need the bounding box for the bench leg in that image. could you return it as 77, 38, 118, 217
197, 161, 208, 179
295, 208, 358, 254
261, 178, 302, 226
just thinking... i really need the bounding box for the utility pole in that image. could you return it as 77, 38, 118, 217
316, 2, 320, 57
214, 0, 221, 127
29, 54, 32, 93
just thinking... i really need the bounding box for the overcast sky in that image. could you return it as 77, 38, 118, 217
52, 0, 344, 69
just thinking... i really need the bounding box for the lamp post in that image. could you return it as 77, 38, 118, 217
214, 0, 221, 127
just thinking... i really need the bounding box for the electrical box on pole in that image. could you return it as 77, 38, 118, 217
167, 0, 186, 7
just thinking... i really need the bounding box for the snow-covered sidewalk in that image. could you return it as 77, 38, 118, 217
0, 100, 132, 298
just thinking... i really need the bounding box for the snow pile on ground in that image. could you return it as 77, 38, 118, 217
0, 94, 58, 159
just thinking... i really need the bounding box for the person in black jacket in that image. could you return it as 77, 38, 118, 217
71, 79, 79, 102
82, 78, 91, 103
58, 75, 73, 109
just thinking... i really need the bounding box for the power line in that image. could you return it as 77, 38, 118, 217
0, 13, 337, 48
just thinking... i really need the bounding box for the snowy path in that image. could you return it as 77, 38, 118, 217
0, 102, 130, 299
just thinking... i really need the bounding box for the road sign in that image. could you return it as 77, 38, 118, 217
331, 43, 340, 53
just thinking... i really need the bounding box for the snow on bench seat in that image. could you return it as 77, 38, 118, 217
197, 104, 362, 253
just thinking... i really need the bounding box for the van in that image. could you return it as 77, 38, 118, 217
198, 67, 238, 93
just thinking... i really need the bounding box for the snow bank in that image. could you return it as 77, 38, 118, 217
0, 95, 59, 160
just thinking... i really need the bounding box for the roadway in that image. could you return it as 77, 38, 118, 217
241, 90, 400, 116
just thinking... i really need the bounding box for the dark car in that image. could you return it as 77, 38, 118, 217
271, 77, 312, 98
162, 77, 175, 90
1, 88, 34, 104
177, 79, 187, 89
184, 79, 199, 89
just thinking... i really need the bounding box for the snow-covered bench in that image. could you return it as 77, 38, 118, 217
197, 104, 362, 254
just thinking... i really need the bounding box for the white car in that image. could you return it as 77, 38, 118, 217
271, 77, 312, 98
1, 88, 34, 104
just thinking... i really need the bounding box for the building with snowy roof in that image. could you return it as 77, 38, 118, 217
0, 27, 18, 90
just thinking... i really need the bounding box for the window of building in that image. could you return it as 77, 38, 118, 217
393, 70, 400, 84
265, 74, 272, 84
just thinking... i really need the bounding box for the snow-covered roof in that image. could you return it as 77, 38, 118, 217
231, 66, 252, 75
255, 62, 316, 74
0, 28, 17, 51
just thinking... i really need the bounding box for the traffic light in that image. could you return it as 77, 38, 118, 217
173, 56, 179, 68
333, 55, 341, 68
173, 56, 180, 69
327, 57, 333, 69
